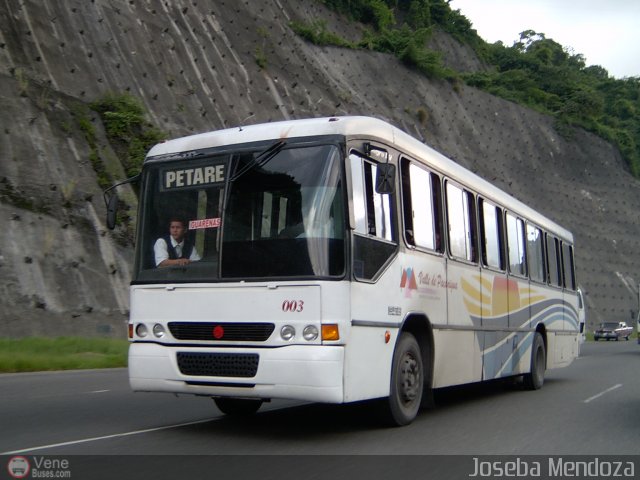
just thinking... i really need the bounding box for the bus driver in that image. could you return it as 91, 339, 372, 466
154, 218, 201, 267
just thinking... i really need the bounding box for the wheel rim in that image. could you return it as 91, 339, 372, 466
399, 351, 421, 404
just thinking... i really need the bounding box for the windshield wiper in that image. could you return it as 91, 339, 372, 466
229, 140, 286, 182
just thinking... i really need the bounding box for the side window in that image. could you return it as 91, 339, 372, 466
446, 181, 477, 262
546, 234, 562, 287
351, 154, 393, 241
562, 242, 576, 290
350, 152, 397, 280
527, 224, 545, 283
506, 213, 526, 276
401, 159, 442, 252
479, 199, 503, 269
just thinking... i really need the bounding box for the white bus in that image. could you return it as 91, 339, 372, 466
108, 116, 580, 426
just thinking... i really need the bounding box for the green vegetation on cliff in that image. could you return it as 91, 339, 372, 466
299, 0, 640, 177
82, 92, 166, 244
293, 1, 456, 79
466, 31, 640, 177
90, 93, 166, 179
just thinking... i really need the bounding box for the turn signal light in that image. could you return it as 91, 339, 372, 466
321, 324, 340, 341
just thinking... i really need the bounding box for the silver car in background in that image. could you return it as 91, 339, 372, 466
594, 322, 633, 341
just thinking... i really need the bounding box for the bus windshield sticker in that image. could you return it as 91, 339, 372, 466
189, 218, 221, 230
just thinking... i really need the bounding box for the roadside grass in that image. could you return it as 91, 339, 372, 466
0, 337, 128, 373
2, 330, 635, 372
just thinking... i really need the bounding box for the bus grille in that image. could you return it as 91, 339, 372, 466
168, 322, 275, 341
176, 352, 259, 377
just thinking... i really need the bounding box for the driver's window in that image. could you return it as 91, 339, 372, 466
351, 154, 394, 242
350, 152, 397, 281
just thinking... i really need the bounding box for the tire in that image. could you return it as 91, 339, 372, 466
214, 398, 263, 416
523, 332, 546, 390
383, 332, 424, 426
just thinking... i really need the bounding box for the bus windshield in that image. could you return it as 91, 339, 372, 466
134, 143, 346, 283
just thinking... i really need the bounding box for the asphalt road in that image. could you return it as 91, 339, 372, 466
1, 340, 638, 456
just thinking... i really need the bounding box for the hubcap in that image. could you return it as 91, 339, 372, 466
400, 352, 421, 403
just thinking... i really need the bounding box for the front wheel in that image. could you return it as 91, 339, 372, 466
523, 332, 546, 390
214, 398, 263, 416
383, 332, 424, 426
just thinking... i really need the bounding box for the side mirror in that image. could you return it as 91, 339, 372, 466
106, 193, 118, 230
102, 173, 141, 230
375, 163, 396, 195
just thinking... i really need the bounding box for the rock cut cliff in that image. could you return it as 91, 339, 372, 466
0, 0, 638, 337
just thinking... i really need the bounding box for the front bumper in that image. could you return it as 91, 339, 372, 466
128, 342, 345, 403
595, 332, 616, 339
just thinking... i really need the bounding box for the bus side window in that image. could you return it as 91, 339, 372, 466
431, 173, 443, 252
400, 160, 414, 245
506, 212, 527, 277
350, 152, 397, 280
479, 199, 504, 270
351, 154, 394, 241
561, 242, 576, 290
445, 181, 477, 263
527, 224, 546, 283
546, 234, 562, 287
401, 159, 441, 252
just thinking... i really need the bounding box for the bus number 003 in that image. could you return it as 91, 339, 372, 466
282, 300, 304, 312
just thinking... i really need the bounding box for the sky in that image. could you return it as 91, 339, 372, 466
449, 0, 640, 78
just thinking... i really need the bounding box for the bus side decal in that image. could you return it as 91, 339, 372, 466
460, 274, 579, 379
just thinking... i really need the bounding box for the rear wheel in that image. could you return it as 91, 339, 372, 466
523, 332, 546, 390
384, 332, 424, 426
214, 398, 263, 416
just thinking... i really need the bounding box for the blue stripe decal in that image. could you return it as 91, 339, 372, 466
470, 298, 579, 380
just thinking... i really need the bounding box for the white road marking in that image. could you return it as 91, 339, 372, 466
1, 418, 214, 455
583, 383, 622, 404
87, 389, 110, 394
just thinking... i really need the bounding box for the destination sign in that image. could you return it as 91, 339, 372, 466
161, 164, 226, 190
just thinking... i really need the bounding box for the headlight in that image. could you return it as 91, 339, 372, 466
153, 323, 166, 338
280, 325, 296, 341
303, 325, 319, 341
135, 323, 148, 338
